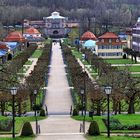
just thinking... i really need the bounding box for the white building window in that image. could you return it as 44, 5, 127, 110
101, 39, 104, 42
109, 39, 112, 43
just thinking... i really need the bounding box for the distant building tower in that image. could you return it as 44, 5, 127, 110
132, 17, 140, 52
43, 11, 68, 38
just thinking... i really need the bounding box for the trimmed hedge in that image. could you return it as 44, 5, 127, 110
21, 122, 33, 136
88, 121, 100, 136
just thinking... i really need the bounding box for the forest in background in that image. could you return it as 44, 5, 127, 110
0, 0, 140, 33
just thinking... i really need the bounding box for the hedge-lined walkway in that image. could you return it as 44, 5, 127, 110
34, 43, 89, 140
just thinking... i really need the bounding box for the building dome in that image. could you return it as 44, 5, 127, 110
84, 40, 96, 48
4, 31, 26, 42
52, 11, 60, 16
47, 11, 65, 19
25, 27, 40, 34
81, 31, 97, 41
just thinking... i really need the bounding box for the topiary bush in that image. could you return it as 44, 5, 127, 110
21, 122, 34, 136
40, 108, 46, 116
88, 121, 100, 136
72, 108, 79, 116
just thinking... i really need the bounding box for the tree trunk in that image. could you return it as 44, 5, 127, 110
18, 101, 22, 117
30, 94, 33, 110
112, 99, 118, 115
1, 102, 5, 116
118, 101, 121, 114
128, 97, 135, 114
96, 100, 101, 116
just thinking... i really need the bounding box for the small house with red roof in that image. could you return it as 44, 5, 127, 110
23, 27, 45, 44
23, 27, 41, 38
4, 31, 26, 51
4, 31, 26, 42
96, 32, 124, 58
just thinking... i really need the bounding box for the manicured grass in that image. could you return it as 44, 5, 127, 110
118, 66, 140, 72
0, 116, 46, 134
0, 137, 34, 140
31, 49, 43, 58
112, 114, 140, 125
72, 49, 97, 73
25, 60, 32, 65
44, 38, 52, 44
87, 135, 139, 140
72, 116, 106, 132
105, 59, 140, 64
72, 114, 140, 133
132, 74, 140, 77
18, 66, 30, 73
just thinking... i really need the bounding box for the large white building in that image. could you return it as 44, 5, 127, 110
43, 12, 68, 38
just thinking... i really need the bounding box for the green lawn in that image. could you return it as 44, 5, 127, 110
132, 74, 140, 77
0, 116, 46, 134
118, 66, 140, 72
31, 49, 43, 58
72, 116, 106, 132
0, 137, 34, 140
72, 114, 140, 133
71, 49, 97, 73
18, 66, 30, 73
105, 59, 140, 64
87, 135, 139, 140
25, 60, 32, 65
112, 114, 140, 125
44, 38, 52, 44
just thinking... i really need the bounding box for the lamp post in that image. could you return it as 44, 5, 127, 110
80, 87, 86, 133
80, 88, 84, 116
34, 90, 38, 134
104, 86, 112, 137
10, 87, 17, 138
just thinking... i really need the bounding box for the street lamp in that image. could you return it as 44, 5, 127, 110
80, 87, 86, 133
34, 90, 38, 134
104, 86, 112, 137
80, 88, 84, 116
10, 87, 17, 138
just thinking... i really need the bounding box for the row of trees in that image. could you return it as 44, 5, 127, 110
83, 48, 140, 114
0, 43, 52, 116
0, 0, 140, 28
123, 48, 140, 63
25, 44, 52, 110
62, 45, 140, 115
0, 45, 38, 115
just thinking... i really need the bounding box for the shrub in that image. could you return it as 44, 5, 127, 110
72, 108, 79, 116
33, 104, 42, 111
21, 122, 33, 136
40, 108, 46, 116
0, 119, 12, 131
88, 121, 100, 136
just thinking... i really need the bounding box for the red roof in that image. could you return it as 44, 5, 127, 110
98, 32, 119, 39
4, 31, 26, 42
0, 42, 9, 50
81, 31, 97, 41
25, 27, 40, 34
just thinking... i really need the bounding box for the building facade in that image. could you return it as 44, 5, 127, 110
96, 32, 124, 58
43, 12, 68, 38
132, 17, 140, 52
